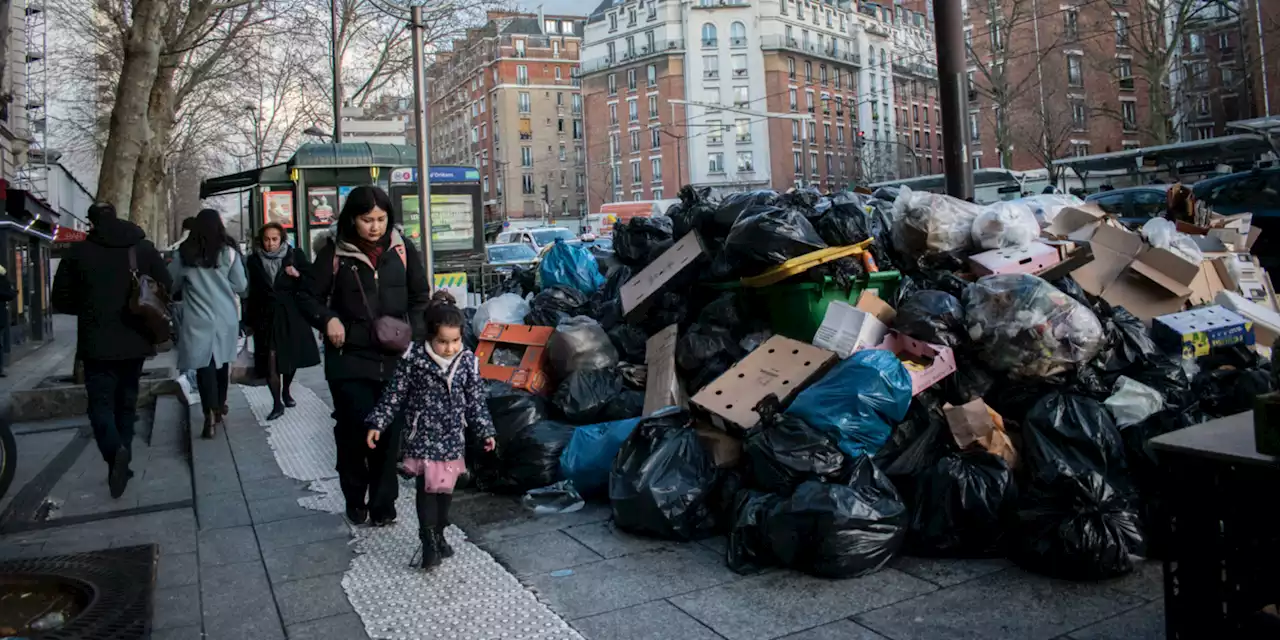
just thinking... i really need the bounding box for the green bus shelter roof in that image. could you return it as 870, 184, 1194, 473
287, 142, 418, 169
200, 163, 290, 199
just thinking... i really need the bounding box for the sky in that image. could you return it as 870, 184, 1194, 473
520, 0, 599, 17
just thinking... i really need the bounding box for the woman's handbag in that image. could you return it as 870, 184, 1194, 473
350, 264, 411, 353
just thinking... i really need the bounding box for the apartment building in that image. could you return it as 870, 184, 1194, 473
889, 1, 941, 178
581, 0, 909, 211
427, 11, 588, 221
1241, 0, 1279, 120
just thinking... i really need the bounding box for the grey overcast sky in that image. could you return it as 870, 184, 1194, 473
518, 0, 598, 17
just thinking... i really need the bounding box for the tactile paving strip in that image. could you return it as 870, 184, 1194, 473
240, 384, 583, 640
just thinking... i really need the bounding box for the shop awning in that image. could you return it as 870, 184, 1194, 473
286, 142, 418, 169
200, 163, 290, 199
54, 227, 87, 243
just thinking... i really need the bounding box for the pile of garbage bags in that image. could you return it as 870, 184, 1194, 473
459, 180, 1276, 585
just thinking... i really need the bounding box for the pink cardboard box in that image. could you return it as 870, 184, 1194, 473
872, 331, 957, 396
969, 242, 1062, 277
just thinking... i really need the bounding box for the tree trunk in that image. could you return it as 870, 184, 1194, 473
96, 0, 169, 217
129, 49, 180, 244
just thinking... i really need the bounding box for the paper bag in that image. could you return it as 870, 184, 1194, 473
943, 399, 1017, 468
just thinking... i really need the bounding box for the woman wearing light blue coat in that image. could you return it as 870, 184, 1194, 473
169, 209, 248, 438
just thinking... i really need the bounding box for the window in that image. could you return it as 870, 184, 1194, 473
789, 89, 797, 111
1189, 33, 1204, 53
652, 189, 663, 200
628, 7, 636, 25
515, 39, 526, 57
1121, 101, 1137, 131
704, 55, 719, 78
651, 158, 662, 182
707, 119, 723, 144
572, 93, 582, 113
631, 159, 641, 183
470, 126, 478, 143
518, 92, 531, 112
735, 118, 750, 142
611, 165, 620, 187
1071, 101, 1087, 130
1190, 61, 1209, 86
483, 176, 489, 194
1090, 192, 1127, 215
708, 152, 724, 173
648, 1, 656, 19
651, 128, 660, 148
1198, 95, 1211, 115
706, 87, 720, 109
805, 61, 813, 82
806, 89, 815, 112
793, 151, 802, 173
1133, 190, 1167, 219
968, 112, 980, 141
608, 74, 617, 95
787, 57, 796, 79
630, 130, 640, 150
837, 125, 845, 144
810, 152, 818, 174
609, 103, 618, 124
913, 105, 919, 122
480, 123, 487, 139
1071, 142, 1090, 157
609, 133, 620, 156
522, 174, 535, 194
702, 23, 717, 47
1223, 66, 1237, 86
734, 86, 749, 107
647, 64, 657, 85
1219, 32, 1231, 51
972, 154, 982, 170
791, 120, 799, 141
1064, 10, 1078, 39
823, 123, 830, 143
1115, 14, 1129, 47
732, 54, 748, 77
609, 13, 617, 30
1067, 55, 1083, 86
573, 119, 582, 139
521, 146, 533, 167
516, 65, 528, 85
737, 151, 754, 172
628, 99, 638, 121
1118, 58, 1134, 88
628, 69, 637, 90
835, 71, 841, 90
648, 95, 658, 118
991, 21, 1003, 51
730, 21, 746, 47
819, 64, 828, 85
559, 145, 566, 161
807, 120, 815, 142
553, 41, 561, 59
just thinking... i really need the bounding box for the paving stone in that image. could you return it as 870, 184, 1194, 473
855, 567, 1147, 640
150, 625, 204, 640
273, 573, 356, 625
263, 537, 354, 584
249, 494, 314, 524
562, 521, 674, 559
484, 529, 604, 576
198, 525, 260, 566
203, 608, 287, 640
1101, 559, 1164, 601
672, 568, 934, 640
152, 584, 201, 630
780, 620, 887, 639
462, 500, 613, 544
525, 545, 740, 619
135, 480, 194, 507
891, 556, 1013, 587
200, 559, 275, 619
572, 600, 721, 640
1068, 601, 1165, 640
285, 612, 370, 640
156, 552, 199, 588
236, 455, 287, 482
242, 476, 310, 501
697, 536, 728, 557
197, 490, 252, 530
255, 512, 351, 551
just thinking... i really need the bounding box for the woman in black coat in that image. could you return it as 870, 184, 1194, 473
298, 186, 431, 527
244, 222, 321, 420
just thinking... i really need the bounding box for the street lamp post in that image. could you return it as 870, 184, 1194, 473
331, 0, 344, 141
410, 4, 434, 288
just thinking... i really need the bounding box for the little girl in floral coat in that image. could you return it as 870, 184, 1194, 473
366, 291, 495, 570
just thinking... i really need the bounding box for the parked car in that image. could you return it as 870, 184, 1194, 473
486, 242, 538, 266
494, 227, 576, 253
1193, 167, 1280, 271
1084, 185, 1173, 226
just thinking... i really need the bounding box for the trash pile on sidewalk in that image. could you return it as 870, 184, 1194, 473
463, 184, 1278, 581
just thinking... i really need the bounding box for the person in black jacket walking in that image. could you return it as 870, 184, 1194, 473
51, 202, 172, 498
298, 186, 430, 526
244, 222, 321, 420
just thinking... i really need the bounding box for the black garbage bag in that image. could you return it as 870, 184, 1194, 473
765, 457, 907, 579
1193, 345, 1274, 418
874, 396, 949, 484
677, 324, 741, 393
1010, 469, 1143, 580
526, 286, 589, 327
941, 363, 995, 405
608, 324, 649, 364
472, 383, 564, 493
552, 368, 629, 424
714, 190, 778, 233
462, 307, 480, 351
614, 216, 675, 268
894, 291, 967, 347
669, 185, 719, 241
907, 450, 1016, 557
1119, 407, 1197, 560
722, 206, 827, 271
1023, 392, 1128, 482
726, 490, 778, 574
511, 265, 538, 297
641, 291, 690, 335
696, 292, 742, 330
1094, 305, 1159, 374
493, 420, 577, 494
610, 410, 723, 540
744, 414, 849, 493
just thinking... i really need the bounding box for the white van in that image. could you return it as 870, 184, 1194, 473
494, 226, 577, 252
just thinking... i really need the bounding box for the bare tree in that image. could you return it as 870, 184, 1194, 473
1016, 76, 1080, 186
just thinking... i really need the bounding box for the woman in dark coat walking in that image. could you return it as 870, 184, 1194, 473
297, 186, 431, 527
245, 222, 321, 420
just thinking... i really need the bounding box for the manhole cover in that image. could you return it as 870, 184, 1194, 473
0, 545, 156, 639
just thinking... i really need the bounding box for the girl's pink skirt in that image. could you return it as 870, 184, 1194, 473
399, 458, 466, 494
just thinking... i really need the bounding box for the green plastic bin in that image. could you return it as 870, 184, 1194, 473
754, 271, 901, 341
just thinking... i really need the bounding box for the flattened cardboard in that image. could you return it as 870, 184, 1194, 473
690, 335, 837, 432
1189, 257, 1233, 306
1045, 204, 1107, 239
1126, 247, 1199, 298
1070, 225, 1145, 297
620, 231, 707, 319
812, 300, 890, 357
475, 324, 554, 394
1216, 290, 1280, 348
969, 242, 1061, 277
643, 324, 685, 415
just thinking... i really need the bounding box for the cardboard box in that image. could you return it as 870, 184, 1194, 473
1034, 242, 1094, 281
1070, 225, 1146, 297
1044, 204, 1108, 240
1200, 252, 1278, 310
969, 242, 1061, 277
643, 324, 685, 415
690, 335, 837, 433
812, 300, 890, 357
474, 324, 554, 394
1152, 306, 1254, 358
1189, 257, 1234, 306
856, 290, 897, 324
1068, 225, 1200, 321
871, 332, 957, 396
695, 423, 743, 468
1215, 290, 1280, 348
620, 231, 707, 319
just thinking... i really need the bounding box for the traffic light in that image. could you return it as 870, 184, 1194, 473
857, 130, 866, 147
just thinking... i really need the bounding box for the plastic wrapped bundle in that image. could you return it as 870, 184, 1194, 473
547, 316, 619, 377
609, 410, 723, 540
963, 274, 1104, 378
1012, 194, 1084, 226
971, 201, 1041, 250
552, 368, 634, 424
891, 185, 982, 258
1141, 218, 1203, 264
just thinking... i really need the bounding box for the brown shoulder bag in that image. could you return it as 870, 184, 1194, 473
128, 246, 173, 345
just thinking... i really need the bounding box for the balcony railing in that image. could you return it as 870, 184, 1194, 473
760, 35, 861, 67
580, 39, 685, 74
702, 38, 718, 48
893, 61, 938, 79
730, 37, 747, 48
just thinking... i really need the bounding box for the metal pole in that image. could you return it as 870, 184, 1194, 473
331, 0, 344, 141
933, 0, 972, 199
1256, 0, 1272, 117
411, 5, 434, 288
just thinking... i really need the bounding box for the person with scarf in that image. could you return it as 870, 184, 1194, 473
297, 185, 431, 527
244, 222, 321, 420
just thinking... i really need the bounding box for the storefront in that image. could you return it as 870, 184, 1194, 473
0, 186, 57, 361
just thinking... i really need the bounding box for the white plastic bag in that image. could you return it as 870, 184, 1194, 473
473, 293, 531, 335
547, 316, 619, 377
891, 185, 983, 258
1140, 218, 1203, 264
1104, 376, 1165, 427
1012, 194, 1085, 226
971, 201, 1041, 250
963, 274, 1105, 378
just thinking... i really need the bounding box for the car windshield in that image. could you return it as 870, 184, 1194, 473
531, 229, 575, 246
488, 244, 537, 262
590, 237, 614, 251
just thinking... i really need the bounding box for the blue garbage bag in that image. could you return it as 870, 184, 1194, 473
540, 239, 606, 294
559, 415, 644, 497
785, 350, 912, 459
